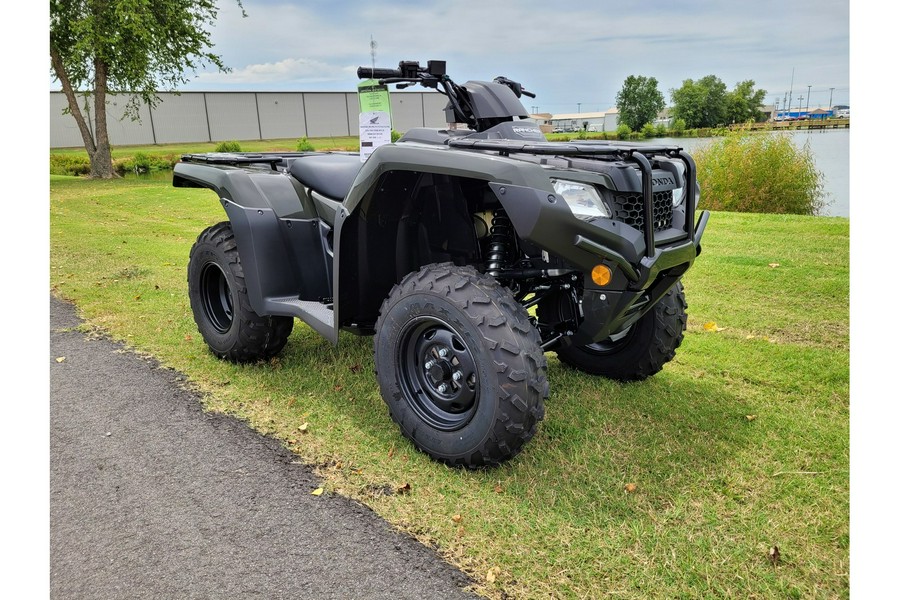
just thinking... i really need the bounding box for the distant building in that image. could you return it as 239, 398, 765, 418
773, 107, 837, 120
526, 113, 554, 133
654, 108, 674, 128
807, 108, 833, 120
548, 109, 618, 132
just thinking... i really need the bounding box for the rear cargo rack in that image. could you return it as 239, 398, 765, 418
179, 152, 332, 170
447, 139, 698, 258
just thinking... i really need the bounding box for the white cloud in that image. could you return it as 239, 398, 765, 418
195, 57, 354, 85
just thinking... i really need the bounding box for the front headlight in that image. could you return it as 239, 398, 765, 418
552, 179, 611, 220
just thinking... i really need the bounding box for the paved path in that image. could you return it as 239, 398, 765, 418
50, 295, 476, 599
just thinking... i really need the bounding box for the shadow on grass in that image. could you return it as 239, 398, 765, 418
265, 324, 753, 520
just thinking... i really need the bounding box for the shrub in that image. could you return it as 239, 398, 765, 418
130, 152, 153, 173
641, 123, 656, 138
391, 130, 402, 143
214, 140, 242, 153
693, 132, 825, 215
655, 123, 668, 137
670, 119, 686, 135
296, 136, 315, 152
49, 154, 92, 176
118, 152, 178, 174
616, 123, 632, 137
576, 129, 588, 140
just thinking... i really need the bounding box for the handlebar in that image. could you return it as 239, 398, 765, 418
357, 67, 402, 80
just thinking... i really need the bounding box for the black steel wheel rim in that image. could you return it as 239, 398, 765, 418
199, 262, 234, 334
396, 316, 479, 432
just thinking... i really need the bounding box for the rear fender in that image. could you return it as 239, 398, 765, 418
175, 162, 330, 316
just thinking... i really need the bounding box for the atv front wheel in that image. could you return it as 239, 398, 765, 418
552, 282, 687, 381
187, 222, 293, 362
374, 263, 548, 468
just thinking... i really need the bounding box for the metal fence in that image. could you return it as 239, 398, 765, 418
49, 90, 449, 148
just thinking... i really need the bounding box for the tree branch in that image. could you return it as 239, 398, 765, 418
50, 43, 96, 157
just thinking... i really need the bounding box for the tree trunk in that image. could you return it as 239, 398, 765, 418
50, 44, 117, 179
90, 58, 116, 178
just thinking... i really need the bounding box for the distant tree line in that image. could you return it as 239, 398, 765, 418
615, 74, 767, 131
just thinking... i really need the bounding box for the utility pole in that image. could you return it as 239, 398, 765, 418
829, 87, 835, 110
787, 68, 795, 118
807, 85, 811, 112
577, 102, 581, 113
798, 96, 804, 118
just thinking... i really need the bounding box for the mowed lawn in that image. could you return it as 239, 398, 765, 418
50, 174, 849, 599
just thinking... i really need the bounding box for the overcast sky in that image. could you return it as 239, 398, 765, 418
124, 0, 854, 114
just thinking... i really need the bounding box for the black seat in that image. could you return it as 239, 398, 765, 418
288, 154, 363, 201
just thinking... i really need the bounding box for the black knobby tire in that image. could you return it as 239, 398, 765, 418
374, 263, 548, 468
187, 222, 293, 362
552, 282, 687, 381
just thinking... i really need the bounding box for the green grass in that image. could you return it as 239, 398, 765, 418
50, 136, 360, 159
50, 176, 849, 599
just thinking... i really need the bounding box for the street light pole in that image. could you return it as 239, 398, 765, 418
787, 67, 795, 119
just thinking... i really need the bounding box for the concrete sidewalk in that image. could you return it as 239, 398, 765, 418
50, 295, 476, 599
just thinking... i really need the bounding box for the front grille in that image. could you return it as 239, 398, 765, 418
611, 190, 674, 231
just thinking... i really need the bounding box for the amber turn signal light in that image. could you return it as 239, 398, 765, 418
591, 264, 612, 286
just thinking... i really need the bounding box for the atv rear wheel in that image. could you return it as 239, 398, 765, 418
551, 282, 687, 381
188, 222, 293, 362
374, 263, 548, 468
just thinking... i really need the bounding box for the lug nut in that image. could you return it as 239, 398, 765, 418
453, 371, 463, 381
438, 348, 449, 358
438, 383, 448, 393
425, 360, 435, 369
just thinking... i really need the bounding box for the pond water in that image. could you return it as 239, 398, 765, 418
654, 129, 849, 218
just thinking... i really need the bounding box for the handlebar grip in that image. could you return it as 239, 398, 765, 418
521, 89, 536, 99
357, 66, 402, 80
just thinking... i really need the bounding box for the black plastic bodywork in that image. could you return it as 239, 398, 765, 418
175, 126, 708, 348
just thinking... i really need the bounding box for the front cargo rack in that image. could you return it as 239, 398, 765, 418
447, 138, 699, 258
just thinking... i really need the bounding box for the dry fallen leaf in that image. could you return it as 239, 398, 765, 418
746, 415, 758, 421
703, 321, 724, 332
451, 514, 463, 523
768, 263, 780, 268
486, 567, 502, 584
184, 334, 193, 341
55, 357, 66, 363
624, 483, 637, 493
397, 483, 412, 495
350, 364, 362, 373
494, 484, 504, 494
334, 385, 343, 392
768, 545, 781, 566
298, 422, 309, 433
311, 487, 324, 496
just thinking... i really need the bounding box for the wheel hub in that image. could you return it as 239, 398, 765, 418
426, 357, 453, 386
397, 318, 480, 431
199, 262, 234, 334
